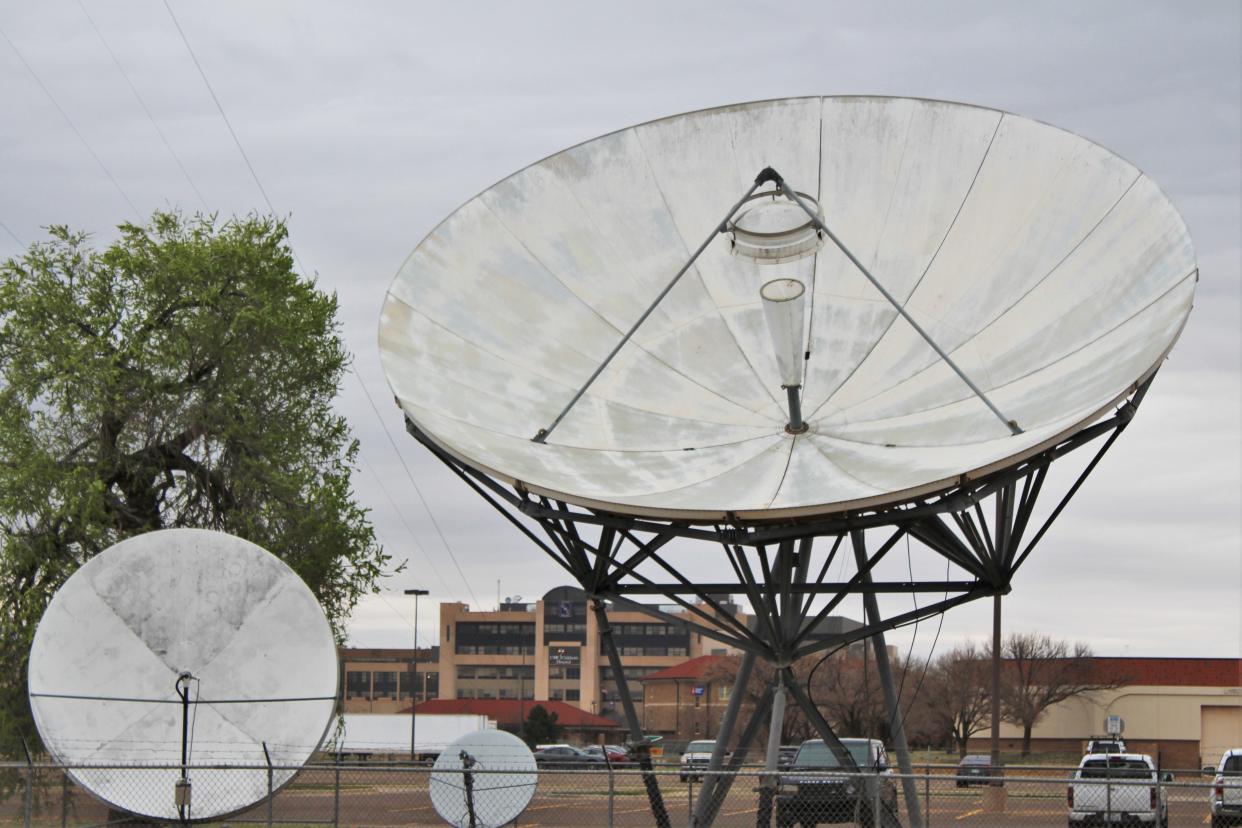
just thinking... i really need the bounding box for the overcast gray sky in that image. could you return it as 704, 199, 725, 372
2, 1, 1238, 662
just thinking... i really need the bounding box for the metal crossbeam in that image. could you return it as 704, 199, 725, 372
532, 177, 765, 443
609, 580, 979, 595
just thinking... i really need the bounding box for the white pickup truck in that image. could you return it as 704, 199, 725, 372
1211, 748, 1242, 828
1068, 753, 1170, 828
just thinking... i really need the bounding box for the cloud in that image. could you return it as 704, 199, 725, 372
1, 1, 1237, 660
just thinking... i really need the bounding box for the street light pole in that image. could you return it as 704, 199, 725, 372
405, 588, 429, 762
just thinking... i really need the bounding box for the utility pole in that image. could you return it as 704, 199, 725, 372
405, 588, 429, 762
990, 593, 1003, 782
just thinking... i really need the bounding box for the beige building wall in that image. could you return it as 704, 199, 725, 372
339, 649, 438, 714
439, 602, 537, 701
996, 686, 1242, 744
434, 591, 750, 717
1202, 706, 1242, 764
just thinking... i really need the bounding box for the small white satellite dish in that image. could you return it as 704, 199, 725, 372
27, 528, 338, 822
430, 730, 537, 828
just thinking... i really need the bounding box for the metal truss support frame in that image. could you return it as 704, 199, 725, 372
405, 373, 1151, 828
592, 598, 671, 828
853, 531, 923, 828
692, 650, 755, 825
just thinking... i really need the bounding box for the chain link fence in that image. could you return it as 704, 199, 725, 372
0, 761, 1227, 826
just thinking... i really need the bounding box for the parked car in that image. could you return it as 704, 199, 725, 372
1210, 748, 1242, 828
955, 754, 1001, 787
680, 740, 717, 782
583, 744, 630, 765
1068, 753, 1170, 828
778, 745, 799, 770
1085, 738, 1127, 755
533, 745, 605, 769
775, 738, 898, 828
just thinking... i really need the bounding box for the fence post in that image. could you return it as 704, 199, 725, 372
263, 741, 274, 828
1155, 771, 1163, 826
606, 757, 615, 828
923, 766, 930, 828
61, 770, 69, 828
21, 738, 33, 828
333, 763, 341, 828
1105, 772, 1112, 822
687, 773, 693, 826
872, 768, 881, 828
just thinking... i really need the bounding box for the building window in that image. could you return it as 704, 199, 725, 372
345, 671, 371, 700
550, 689, 564, 700
719, 686, 731, 701
566, 689, 580, 702
456, 643, 535, 655
398, 671, 419, 700
371, 672, 397, 700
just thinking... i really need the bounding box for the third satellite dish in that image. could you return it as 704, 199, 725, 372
27, 528, 338, 822
430, 730, 538, 828
379, 96, 1195, 520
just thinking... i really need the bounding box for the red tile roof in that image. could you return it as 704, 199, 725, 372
640, 655, 736, 682
410, 699, 621, 728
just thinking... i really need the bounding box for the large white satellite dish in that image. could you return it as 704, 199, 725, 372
27, 528, 338, 822
429, 730, 537, 828
379, 95, 1196, 521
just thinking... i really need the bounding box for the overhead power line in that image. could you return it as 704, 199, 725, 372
160, 1, 273, 212
353, 370, 483, 608
0, 220, 23, 247
0, 25, 140, 219
356, 445, 457, 600
76, 0, 209, 212
157, 3, 479, 608
160, 1, 308, 278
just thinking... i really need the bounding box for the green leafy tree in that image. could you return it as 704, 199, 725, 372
0, 212, 393, 759
521, 704, 562, 747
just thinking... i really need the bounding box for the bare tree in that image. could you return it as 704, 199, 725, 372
807, 653, 889, 740
703, 646, 916, 750
1001, 633, 1122, 756
911, 642, 991, 757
